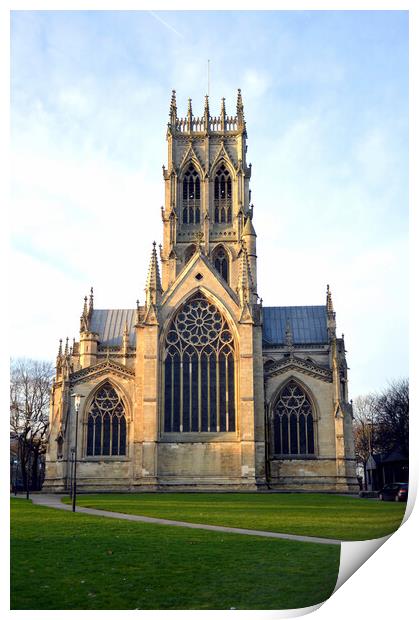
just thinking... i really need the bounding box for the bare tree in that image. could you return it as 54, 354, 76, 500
375, 378, 409, 458
353, 394, 378, 489
10, 358, 53, 494
353, 379, 409, 489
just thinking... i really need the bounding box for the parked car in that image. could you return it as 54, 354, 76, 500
378, 483, 408, 502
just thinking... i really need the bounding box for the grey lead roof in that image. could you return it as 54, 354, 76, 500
90, 305, 329, 348
90, 309, 137, 347
262, 306, 328, 345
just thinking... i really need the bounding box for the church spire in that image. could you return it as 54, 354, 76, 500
145, 241, 163, 307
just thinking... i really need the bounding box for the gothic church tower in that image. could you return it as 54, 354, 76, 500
161, 90, 257, 305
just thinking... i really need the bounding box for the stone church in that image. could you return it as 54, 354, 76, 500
44, 90, 357, 493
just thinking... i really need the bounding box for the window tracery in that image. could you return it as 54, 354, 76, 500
182, 164, 201, 224
214, 164, 232, 223
272, 380, 315, 456
86, 382, 127, 456
213, 246, 229, 282
163, 294, 235, 433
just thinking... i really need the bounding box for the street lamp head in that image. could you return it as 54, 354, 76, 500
71, 393, 85, 412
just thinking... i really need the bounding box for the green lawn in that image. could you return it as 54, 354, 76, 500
11, 499, 339, 610
62, 492, 406, 541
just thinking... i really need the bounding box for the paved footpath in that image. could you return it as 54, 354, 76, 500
13, 494, 341, 546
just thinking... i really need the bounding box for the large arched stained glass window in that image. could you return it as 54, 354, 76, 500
86, 382, 127, 456
182, 164, 201, 224
163, 294, 235, 433
214, 164, 232, 223
272, 380, 315, 456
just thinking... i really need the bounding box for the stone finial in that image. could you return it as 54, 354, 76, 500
80, 293, 90, 332
237, 88, 244, 125
169, 89, 177, 124
187, 98, 193, 131
88, 287, 94, 316
122, 320, 130, 352
238, 246, 254, 304
64, 337, 69, 356
193, 230, 204, 253
145, 241, 163, 307
326, 284, 334, 315
220, 97, 226, 131
204, 94, 210, 131
57, 338, 63, 358
326, 284, 336, 340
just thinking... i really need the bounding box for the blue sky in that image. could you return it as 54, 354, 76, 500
10, 10, 408, 398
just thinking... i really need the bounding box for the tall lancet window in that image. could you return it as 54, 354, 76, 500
214, 164, 232, 223
182, 164, 201, 224
272, 380, 315, 456
86, 382, 127, 456
163, 293, 236, 433
213, 245, 229, 282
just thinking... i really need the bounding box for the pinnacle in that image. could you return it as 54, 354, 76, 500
326, 284, 334, 314
242, 215, 256, 237
238, 246, 254, 293
145, 241, 163, 300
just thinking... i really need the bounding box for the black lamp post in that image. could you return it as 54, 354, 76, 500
71, 393, 84, 512
69, 448, 74, 499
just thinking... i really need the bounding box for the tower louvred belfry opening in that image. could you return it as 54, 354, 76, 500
44, 90, 357, 493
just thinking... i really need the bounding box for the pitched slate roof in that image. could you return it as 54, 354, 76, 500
262, 306, 328, 345
89, 305, 328, 348
89, 309, 137, 347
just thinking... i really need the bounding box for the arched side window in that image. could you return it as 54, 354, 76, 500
214, 164, 232, 223
182, 164, 200, 224
213, 246, 229, 282
272, 380, 315, 456
163, 293, 235, 433
86, 382, 127, 456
